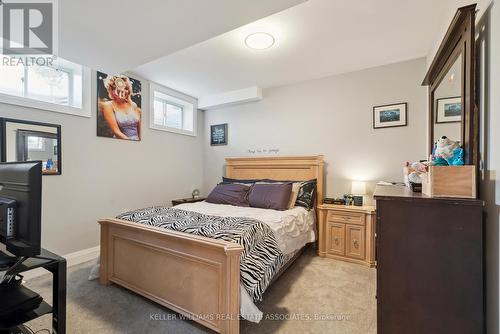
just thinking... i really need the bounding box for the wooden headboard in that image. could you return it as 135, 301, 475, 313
225, 156, 325, 205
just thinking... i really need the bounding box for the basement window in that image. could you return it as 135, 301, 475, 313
0, 56, 91, 117
150, 83, 197, 136
27, 136, 46, 151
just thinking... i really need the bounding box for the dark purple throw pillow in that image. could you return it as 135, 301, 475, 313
248, 183, 292, 211
222, 177, 263, 184
206, 183, 250, 207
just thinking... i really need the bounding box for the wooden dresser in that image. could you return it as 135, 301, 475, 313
317, 204, 376, 267
375, 185, 484, 334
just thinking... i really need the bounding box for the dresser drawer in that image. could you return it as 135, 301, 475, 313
346, 224, 365, 260
326, 222, 345, 256
327, 210, 365, 225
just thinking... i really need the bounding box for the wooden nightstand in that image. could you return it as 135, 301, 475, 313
171, 197, 206, 206
317, 204, 376, 267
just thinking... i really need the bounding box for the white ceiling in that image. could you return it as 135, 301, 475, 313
133, 0, 452, 98
57, 0, 306, 73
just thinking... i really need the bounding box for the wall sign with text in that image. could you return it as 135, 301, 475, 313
247, 148, 280, 154
210, 123, 228, 146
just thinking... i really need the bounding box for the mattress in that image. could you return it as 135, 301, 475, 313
174, 201, 316, 323
175, 201, 316, 256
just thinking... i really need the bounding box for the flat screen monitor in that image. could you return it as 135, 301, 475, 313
0, 161, 42, 260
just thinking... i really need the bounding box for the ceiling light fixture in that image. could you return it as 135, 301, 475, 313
245, 32, 275, 50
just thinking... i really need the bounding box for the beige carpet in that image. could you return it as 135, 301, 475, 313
24, 246, 376, 333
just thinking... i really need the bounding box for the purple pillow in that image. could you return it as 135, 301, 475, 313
206, 183, 250, 207
248, 183, 292, 211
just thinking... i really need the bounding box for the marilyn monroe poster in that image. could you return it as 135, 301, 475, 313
97, 72, 142, 141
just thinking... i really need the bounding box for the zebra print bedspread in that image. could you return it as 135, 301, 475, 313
116, 206, 286, 301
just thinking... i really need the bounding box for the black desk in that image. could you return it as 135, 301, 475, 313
0, 249, 66, 334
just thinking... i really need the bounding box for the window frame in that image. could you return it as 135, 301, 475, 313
0, 61, 92, 118
153, 96, 185, 129
149, 82, 197, 137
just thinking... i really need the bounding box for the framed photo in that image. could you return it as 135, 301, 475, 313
436, 97, 461, 123
373, 103, 407, 129
97, 71, 142, 141
210, 123, 228, 146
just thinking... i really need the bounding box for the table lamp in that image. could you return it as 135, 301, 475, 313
351, 181, 367, 206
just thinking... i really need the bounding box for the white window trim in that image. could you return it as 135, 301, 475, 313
149, 82, 197, 137
0, 67, 92, 118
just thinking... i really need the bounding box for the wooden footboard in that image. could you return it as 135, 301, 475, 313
99, 218, 243, 334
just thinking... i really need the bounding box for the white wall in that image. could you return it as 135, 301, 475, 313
426, 0, 493, 67
0, 72, 205, 255
203, 58, 428, 200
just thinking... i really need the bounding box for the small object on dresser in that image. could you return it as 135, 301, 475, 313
352, 195, 363, 206
410, 182, 422, 193
404, 161, 429, 192
192, 189, 200, 199
46, 159, 53, 170
323, 197, 345, 205
431, 136, 464, 166
343, 194, 353, 205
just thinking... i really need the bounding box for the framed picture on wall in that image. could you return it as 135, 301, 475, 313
373, 103, 407, 129
210, 123, 228, 146
436, 97, 462, 123
97, 71, 142, 141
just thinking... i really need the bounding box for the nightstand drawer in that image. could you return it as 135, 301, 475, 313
346, 224, 365, 260
327, 210, 365, 225
326, 222, 345, 256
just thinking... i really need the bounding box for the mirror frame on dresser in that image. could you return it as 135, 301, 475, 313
0, 118, 63, 175
422, 4, 478, 167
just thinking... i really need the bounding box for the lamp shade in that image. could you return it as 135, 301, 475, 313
351, 181, 367, 195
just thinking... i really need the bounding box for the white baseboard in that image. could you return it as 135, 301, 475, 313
64, 246, 100, 267
22, 246, 100, 281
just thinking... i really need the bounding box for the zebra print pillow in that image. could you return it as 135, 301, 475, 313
294, 179, 317, 210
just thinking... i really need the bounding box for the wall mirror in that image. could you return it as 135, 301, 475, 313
433, 54, 462, 142
0, 118, 62, 175
423, 4, 478, 166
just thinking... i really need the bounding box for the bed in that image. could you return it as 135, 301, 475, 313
98, 156, 324, 334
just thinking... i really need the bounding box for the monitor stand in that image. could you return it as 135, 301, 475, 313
0, 252, 18, 268
8, 325, 33, 334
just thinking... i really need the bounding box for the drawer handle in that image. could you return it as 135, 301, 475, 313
353, 240, 359, 249
334, 237, 339, 245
